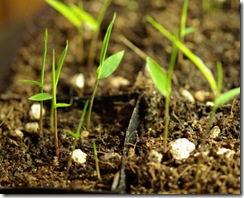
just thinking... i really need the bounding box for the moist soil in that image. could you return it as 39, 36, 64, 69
0, 0, 240, 194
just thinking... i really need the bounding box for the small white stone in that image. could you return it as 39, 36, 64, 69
9, 129, 24, 139
72, 149, 87, 164
110, 76, 130, 88
217, 148, 235, 158
70, 73, 85, 89
29, 103, 45, 120
148, 150, 162, 163
170, 138, 195, 161
25, 122, 39, 134
206, 101, 214, 107
180, 88, 195, 103
209, 126, 221, 138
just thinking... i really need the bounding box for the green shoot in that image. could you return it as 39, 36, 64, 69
93, 140, 101, 181
51, 42, 71, 158
45, 0, 98, 63
146, 37, 178, 152
88, 0, 111, 66
66, 100, 89, 179
86, 13, 124, 130
147, 16, 219, 95
20, 29, 50, 144
147, 16, 240, 133
45, 0, 111, 65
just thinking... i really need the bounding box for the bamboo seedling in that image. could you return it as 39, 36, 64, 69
20, 29, 51, 144
147, 16, 240, 133
146, 37, 178, 152
51, 43, 71, 158
45, 0, 111, 65
86, 13, 124, 130
66, 100, 89, 179
93, 140, 101, 181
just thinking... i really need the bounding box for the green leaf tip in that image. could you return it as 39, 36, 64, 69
29, 93, 52, 101
146, 56, 168, 97
98, 50, 124, 79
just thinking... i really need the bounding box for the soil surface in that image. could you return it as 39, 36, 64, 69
0, 0, 240, 194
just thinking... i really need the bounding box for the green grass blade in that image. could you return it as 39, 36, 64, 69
214, 87, 240, 109
55, 103, 71, 108
99, 13, 116, 72
70, 4, 98, 30
67, 130, 80, 139
55, 41, 69, 87
41, 29, 48, 87
45, 0, 82, 27
146, 56, 168, 97
29, 93, 52, 101
217, 61, 223, 93
98, 50, 124, 79
180, 0, 188, 40
20, 80, 43, 87
76, 100, 89, 133
147, 16, 218, 94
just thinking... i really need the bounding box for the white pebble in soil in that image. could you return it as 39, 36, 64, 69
24, 122, 39, 134
29, 103, 45, 120
148, 150, 163, 164
169, 138, 195, 161
72, 149, 87, 164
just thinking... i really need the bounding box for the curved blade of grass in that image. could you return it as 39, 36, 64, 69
67, 130, 80, 139
45, 0, 82, 27
217, 61, 223, 93
41, 29, 48, 88
20, 80, 43, 87
29, 93, 52, 101
70, 4, 98, 30
180, 0, 188, 40
214, 87, 240, 109
146, 56, 168, 97
147, 16, 218, 94
55, 41, 69, 87
55, 103, 71, 108
98, 50, 124, 79
99, 13, 116, 71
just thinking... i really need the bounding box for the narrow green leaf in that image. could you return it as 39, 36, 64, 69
67, 130, 80, 139
20, 80, 43, 87
56, 41, 69, 87
45, 0, 82, 27
98, 50, 124, 79
183, 26, 196, 37
146, 56, 168, 97
70, 4, 98, 30
76, 100, 89, 134
41, 29, 48, 87
99, 13, 116, 69
217, 61, 223, 93
55, 103, 71, 108
147, 16, 218, 94
29, 93, 52, 101
214, 87, 240, 109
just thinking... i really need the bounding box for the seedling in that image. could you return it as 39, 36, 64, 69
86, 13, 124, 130
93, 140, 101, 181
51, 44, 71, 158
45, 0, 111, 65
146, 36, 178, 152
66, 100, 89, 179
147, 16, 240, 133
20, 29, 51, 144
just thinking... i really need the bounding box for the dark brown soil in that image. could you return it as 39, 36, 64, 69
0, 0, 240, 194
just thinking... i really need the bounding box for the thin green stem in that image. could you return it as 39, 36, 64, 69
88, 0, 111, 66
164, 95, 170, 152
87, 79, 99, 130
52, 49, 59, 158
93, 140, 101, 181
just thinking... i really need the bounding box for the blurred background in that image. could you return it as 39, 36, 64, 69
0, 0, 46, 91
